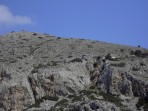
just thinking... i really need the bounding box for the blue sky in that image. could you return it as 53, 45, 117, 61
0, 0, 148, 48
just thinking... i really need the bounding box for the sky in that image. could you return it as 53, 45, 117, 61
0, 0, 148, 48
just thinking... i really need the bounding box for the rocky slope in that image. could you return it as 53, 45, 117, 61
0, 31, 148, 111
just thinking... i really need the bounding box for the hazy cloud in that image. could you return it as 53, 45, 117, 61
0, 5, 32, 26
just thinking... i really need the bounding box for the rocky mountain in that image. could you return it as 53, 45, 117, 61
0, 31, 148, 111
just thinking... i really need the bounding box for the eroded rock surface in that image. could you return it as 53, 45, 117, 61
0, 32, 148, 111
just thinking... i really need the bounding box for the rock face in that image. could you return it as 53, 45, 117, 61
95, 64, 148, 98
0, 31, 148, 111
67, 100, 119, 111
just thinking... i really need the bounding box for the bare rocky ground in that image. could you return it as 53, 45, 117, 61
0, 31, 148, 111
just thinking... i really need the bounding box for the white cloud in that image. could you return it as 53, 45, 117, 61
0, 5, 32, 26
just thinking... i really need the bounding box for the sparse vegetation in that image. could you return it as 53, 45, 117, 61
130, 50, 135, 55
140, 62, 145, 66
136, 97, 148, 110
99, 91, 123, 107
120, 48, 125, 52
141, 52, 148, 58
50, 61, 58, 66
89, 94, 99, 100
28, 98, 44, 108
132, 67, 140, 71
71, 95, 83, 102
16, 56, 23, 59
27, 96, 59, 109
80, 86, 99, 96
29, 46, 40, 55
9, 59, 18, 63
130, 50, 148, 58
34, 63, 48, 69
105, 53, 119, 61
87, 44, 93, 48
68, 55, 73, 58
69, 44, 76, 50
22, 38, 28, 41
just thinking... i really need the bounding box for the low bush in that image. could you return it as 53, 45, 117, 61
57, 37, 61, 39
136, 97, 148, 110
130, 50, 135, 55
135, 50, 142, 57
34, 64, 47, 69
32, 33, 37, 36
132, 67, 140, 71
141, 52, 148, 58
38, 36, 43, 39
111, 62, 126, 67
50, 61, 58, 66
70, 58, 82, 63
80, 88, 99, 96
130, 50, 148, 58
71, 95, 83, 102
120, 49, 125, 52
42, 96, 59, 101
87, 45, 93, 48
54, 99, 68, 107
99, 91, 123, 107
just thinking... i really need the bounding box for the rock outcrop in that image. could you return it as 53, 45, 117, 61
0, 31, 148, 111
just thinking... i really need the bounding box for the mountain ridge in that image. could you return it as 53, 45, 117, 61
0, 31, 148, 111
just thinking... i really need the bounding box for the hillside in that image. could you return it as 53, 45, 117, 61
0, 31, 148, 111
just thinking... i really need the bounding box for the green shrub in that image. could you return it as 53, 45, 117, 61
140, 62, 145, 66
80, 89, 99, 96
57, 37, 61, 39
31, 69, 38, 74
99, 91, 123, 107
71, 95, 83, 102
120, 49, 125, 52
34, 64, 47, 69
105, 53, 112, 60
32, 33, 37, 36
135, 50, 142, 57
70, 58, 82, 63
111, 62, 126, 67
22, 38, 28, 41
29, 98, 43, 108
55, 99, 68, 107
38, 36, 43, 39
9, 59, 18, 63
16, 56, 23, 59
141, 52, 148, 58
120, 108, 132, 111
136, 97, 148, 110
89, 94, 99, 100
27, 96, 59, 109
87, 45, 93, 48
132, 67, 140, 71
42, 96, 59, 101
130, 50, 135, 55
50, 61, 58, 66
68, 55, 73, 58
89, 85, 96, 90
